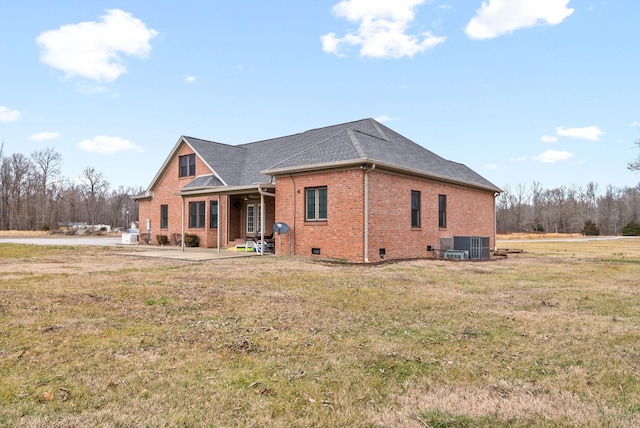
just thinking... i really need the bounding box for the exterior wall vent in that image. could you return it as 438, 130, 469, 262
311, 248, 321, 255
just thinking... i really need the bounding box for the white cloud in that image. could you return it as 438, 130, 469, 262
321, 0, 446, 59
30, 132, 60, 141
374, 115, 395, 122
185, 75, 196, 84
76, 82, 110, 95
77, 136, 143, 154
0, 106, 20, 122
484, 163, 498, 170
556, 125, 604, 141
465, 0, 574, 40
541, 135, 558, 143
509, 156, 527, 162
534, 149, 574, 163
36, 9, 158, 82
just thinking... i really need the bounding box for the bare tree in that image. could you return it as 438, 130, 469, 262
31, 147, 62, 229
79, 166, 110, 226
629, 140, 640, 172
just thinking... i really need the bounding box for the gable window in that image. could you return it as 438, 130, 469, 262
411, 191, 421, 228
160, 205, 168, 229
306, 187, 327, 221
438, 194, 447, 228
179, 154, 196, 177
189, 201, 205, 228
210, 201, 218, 229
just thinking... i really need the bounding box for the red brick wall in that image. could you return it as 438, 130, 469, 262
274, 167, 496, 262
274, 169, 365, 260
367, 170, 496, 261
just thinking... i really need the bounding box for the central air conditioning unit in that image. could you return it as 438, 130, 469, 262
444, 250, 468, 260
454, 236, 491, 260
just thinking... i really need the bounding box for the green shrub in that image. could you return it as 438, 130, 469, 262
622, 220, 640, 236
582, 219, 600, 236
184, 233, 200, 247
156, 234, 169, 246
41, 225, 50, 231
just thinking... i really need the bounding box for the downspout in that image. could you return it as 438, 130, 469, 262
181, 196, 185, 252
364, 163, 376, 262
290, 174, 296, 256
217, 195, 220, 254
494, 192, 500, 251
257, 184, 275, 256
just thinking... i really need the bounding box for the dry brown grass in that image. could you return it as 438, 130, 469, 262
1, 239, 639, 427
497, 233, 584, 240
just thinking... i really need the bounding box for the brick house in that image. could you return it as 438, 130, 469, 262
135, 118, 501, 262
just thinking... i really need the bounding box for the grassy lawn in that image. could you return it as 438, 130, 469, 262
1, 239, 639, 427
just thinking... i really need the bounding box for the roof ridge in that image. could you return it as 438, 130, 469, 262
368, 118, 390, 141
184, 135, 244, 150
238, 118, 373, 147
346, 129, 366, 158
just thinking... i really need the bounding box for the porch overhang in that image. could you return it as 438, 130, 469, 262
174, 183, 275, 197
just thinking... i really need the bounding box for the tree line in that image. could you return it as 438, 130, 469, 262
496, 181, 640, 235
498, 141, 640, 235
2, 142, 640, 234
0, 144, 141, 231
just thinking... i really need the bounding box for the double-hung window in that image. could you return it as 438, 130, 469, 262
210, 201, 218, 229
438, 194, 447, 228
411, 191, 421, 228
189, 201, 205, 228
305, 187, 327, 221
179, 154, 196, 177
160, 205, 168, 229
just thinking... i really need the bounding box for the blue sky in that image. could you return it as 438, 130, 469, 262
1, 0, 639, 192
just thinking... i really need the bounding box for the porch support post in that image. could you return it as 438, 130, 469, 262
257, 185, 276, 256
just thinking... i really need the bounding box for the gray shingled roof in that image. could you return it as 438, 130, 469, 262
180, 118, 500, 192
